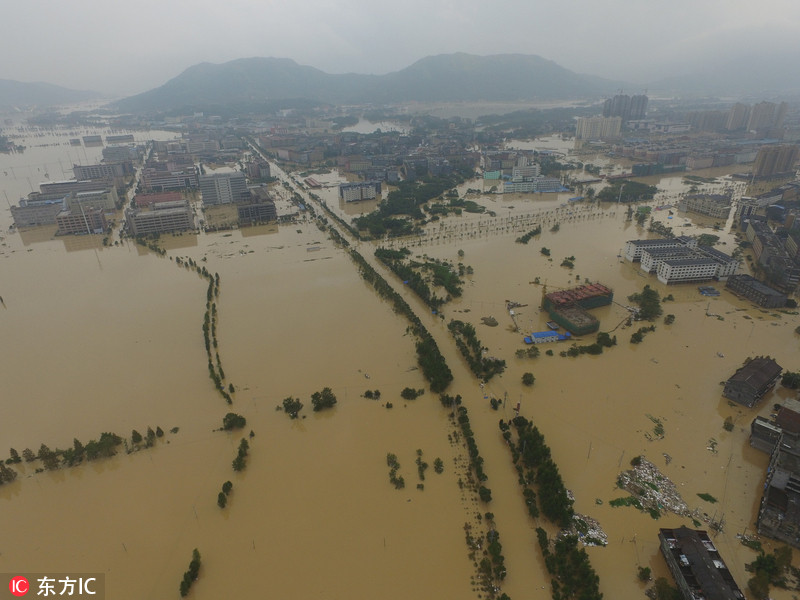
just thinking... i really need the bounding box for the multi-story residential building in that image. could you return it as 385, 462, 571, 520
237, 200, 278, 225
339, 181, 382, 202
65, 189, 119, 212
756, 429, 800, 548
56, 207, 107, 235
602, 94, 648, 121
658, 527, 745, 600
511, 164, 541, 179
627, 237, 735, 283
753, 145, 799, 178
639, 247, 696, 274
199, 172, 248, 206
726, 103, 750, 131
502, 178, 566, 193
184, 139, 220, 154
126, 200, 195, 236
723, 356, 782, 408
102, 145, 139, 162
748, 101, 788, 132
73, 162, 133, 180
623, 237, 697, 262
726, 274, 787, 308
656, 257, 720, 284
105, 134, 134, 144
140, 167, 198, 192
40, 179, 113, 196
134, 192, 184, 209
245, 161, 271, 180
575, 116, 622, 140
10, 196, 66, 227
678, 193, 732, 219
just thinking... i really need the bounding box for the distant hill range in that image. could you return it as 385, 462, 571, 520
0, 79, 99, 109
114, 53, 625, 114
648, 52, 800, 97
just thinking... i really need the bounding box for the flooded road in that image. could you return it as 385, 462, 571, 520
1, 131, 798, 598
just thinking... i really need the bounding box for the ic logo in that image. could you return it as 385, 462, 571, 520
9, 576, 29, 596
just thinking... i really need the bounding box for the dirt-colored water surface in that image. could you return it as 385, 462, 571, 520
2, 132, 799, 599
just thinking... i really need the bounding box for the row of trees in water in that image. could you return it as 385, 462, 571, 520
448, 320, 506, 381
324, 224, 453, 392
3, 427, 174, 480
374, 247, 463, 310
312, 188, 513, 597
500, 416, 603, 599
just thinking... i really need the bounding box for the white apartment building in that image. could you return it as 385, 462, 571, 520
657, 258, 719, 284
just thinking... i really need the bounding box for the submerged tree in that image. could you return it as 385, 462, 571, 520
311, 387, 337, 411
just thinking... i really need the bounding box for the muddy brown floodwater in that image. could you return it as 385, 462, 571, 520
1, 149, 799, 599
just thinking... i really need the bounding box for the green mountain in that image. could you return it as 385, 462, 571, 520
114, 53, 622, 113
0, 79, 99, 108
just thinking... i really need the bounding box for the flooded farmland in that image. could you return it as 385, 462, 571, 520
1, 132, 799, 599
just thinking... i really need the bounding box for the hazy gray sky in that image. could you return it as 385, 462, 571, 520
2, 0, 798, 96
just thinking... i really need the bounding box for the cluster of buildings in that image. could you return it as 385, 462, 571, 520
255, 121, 478, 185
740, 357, 800, 549
482, 152, 565, 193
125, 194, 194, 237
742, 218, 800, 293
725, 274, 788, 308
636, 100, 788, 139
573, 93, 649, 141
624, 236, 738, 284
603, 93, 648, 122
11, 179, 122, 235
610, 137, 788, 174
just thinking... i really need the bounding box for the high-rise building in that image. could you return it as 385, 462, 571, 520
725, 103, 750, 131
575, 116, 622, 140
602, 94, 648, 121
753, 145, 799, 177
199, 172, 248, 206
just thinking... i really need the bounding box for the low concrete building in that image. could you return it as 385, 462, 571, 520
723, 356, 782, 408
726, 274, 787, 308
679, 193, 732, 219
658, 527, 745, 600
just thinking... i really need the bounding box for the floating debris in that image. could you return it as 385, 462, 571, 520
615, 457, 689, 518
564, 513, 608, 547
